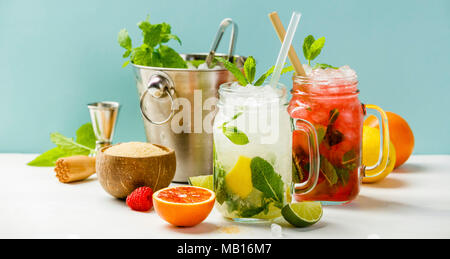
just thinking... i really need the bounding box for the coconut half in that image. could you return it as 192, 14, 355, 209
96, 143, 176, 199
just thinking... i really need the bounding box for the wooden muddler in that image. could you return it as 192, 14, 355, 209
268, 11, 307, 77
54, 156, 96, 183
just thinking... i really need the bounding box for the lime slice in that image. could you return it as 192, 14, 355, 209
188, 175, 213, 191
282, 202, 323, 227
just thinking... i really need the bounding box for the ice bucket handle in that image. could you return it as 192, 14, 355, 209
205, 18, 238, 66
139, 72, 175, 125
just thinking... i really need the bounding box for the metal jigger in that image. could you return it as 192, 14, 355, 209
87, 102, 120, 152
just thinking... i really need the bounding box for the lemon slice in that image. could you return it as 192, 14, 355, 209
225, 156, 253, 199
282, 202, 323, 228
188, 175, 213, 191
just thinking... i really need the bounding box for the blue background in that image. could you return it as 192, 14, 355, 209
1, 0, 449, 154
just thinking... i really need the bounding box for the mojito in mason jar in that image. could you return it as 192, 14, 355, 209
213, 82, 292, 221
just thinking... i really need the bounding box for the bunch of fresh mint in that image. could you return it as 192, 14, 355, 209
118, 16, 187, 68
27, 123, 96, 167
215, 56, 293, 86
302, 35, 338, 69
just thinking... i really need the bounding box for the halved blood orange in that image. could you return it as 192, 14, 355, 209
153, 186, 215, 227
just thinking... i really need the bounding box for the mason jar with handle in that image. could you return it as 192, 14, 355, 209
288, 67, 390, 205
212, 82, 320, 222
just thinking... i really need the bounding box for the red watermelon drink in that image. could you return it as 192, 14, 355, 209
288, 65, 364, 204
287, 35, 390, 205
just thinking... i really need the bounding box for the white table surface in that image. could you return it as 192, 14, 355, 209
1, 154, 449, 239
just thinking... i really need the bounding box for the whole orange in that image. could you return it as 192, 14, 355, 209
364, 111, 414, 168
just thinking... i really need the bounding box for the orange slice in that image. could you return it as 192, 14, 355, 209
153, 186, 215, 227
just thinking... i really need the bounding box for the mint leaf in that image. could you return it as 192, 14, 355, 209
320, 155, 338, 186
239, 205, 266, 218
118, 29, 132, 66
50, 133, 93, 155
322, 109, 344, 146
329, 108, 339, 125
254, 65, 293, 86
220, 112, 248, 145
342, 150, 357, 165
122, 60, 130, 68
281, 65, 295, 74
303, 35, 326, 65
250, 157, 284, 203
215, 57, 248, 86
292, 154, 303, 183
309, 37, 325, 61
313, 63, 338, 69
76, 123, 96, 149
118, 29, 132, 50
315, 125, 327, 144
189, 60, 205, 68
303, 35, 315, 62
139, 22, 162, 48
150, 49, 163, 67
342, 150, 358, 171
336, 168, 350, 186
131, 44, 152, 66
222, 126, 249, 145
244, 56, 256, 84
159, 23, 182, 45
163, 34, 182, 45
254, 66, 274, 86
158, 45, 187, 68
122, 50, 131, 58
27, 147, 71, 167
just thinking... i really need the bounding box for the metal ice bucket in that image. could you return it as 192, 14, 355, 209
132, 54, 245, 182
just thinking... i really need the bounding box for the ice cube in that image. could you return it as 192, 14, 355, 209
198, 62, 209, 70
302, 64, 313, 76
186, 62, 196, 69
339, 65, 357, 78
271, 223, 283, 238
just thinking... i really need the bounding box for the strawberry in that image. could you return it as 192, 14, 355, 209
126, 187, 154, 211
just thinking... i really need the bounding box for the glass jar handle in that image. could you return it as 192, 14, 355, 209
364, 104, 390, 176
292, 118, 320, 195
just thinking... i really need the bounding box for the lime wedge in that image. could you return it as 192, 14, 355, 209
282, 202, 323, 227
188, 175, 213, 191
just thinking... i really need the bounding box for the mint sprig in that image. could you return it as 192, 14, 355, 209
215, 56, 293, 86
118, 16, 187, 68
302, 35, 338, 69
27, 123, 96, 167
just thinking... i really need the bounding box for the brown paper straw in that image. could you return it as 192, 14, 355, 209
268, 11, 307, 77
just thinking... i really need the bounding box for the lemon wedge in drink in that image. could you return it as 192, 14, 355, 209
225, 156, 253, 199
188, 175, 213, 191
282, 202, 323, 228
